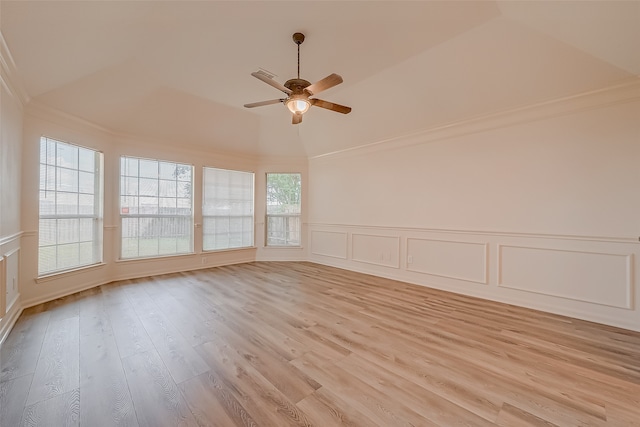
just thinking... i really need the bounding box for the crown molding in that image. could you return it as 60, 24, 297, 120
310, 77, 640, 162
0, 30, 30, 106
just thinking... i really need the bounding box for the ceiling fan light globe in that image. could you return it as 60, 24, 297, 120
286, 98, 310, 114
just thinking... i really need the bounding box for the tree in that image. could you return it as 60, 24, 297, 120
174, 164, 192, 198
266, 173, 301, 214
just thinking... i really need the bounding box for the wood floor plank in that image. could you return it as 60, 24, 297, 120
496, 403, 559, 427
21, 388, 80, 427
0, 374, 32, 427
138, 310, 209, 384
43, 294, 80, 323
2, 261, 639, 426
107, 303, 154, 359
195, 338, 313, 426
296, 386, 378, 427
205, 320, 320, 404
337, 352, 497, 427
1, 308, 50, 383
178, 371, 257, 427
291, 351, 437, 427
25, 316, 79, 406
79, 324, 138, 426
121, 350, 198, 427
77, 287, 111, 337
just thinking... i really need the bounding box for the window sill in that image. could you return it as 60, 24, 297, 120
202, 246, 257, 254
116, 252, 195, 263
37, 262, 107, 283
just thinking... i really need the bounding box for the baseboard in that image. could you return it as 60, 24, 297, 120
0, 299, 23, 346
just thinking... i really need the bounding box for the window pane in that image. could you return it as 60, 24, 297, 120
79, 218, 94, 242
139, 159, 158, 178
123, 157, 139, 177
39, 245, 57, 274
39, 219, 56, 246
56, 143, 78, 169
159, 162, 176, 180
39, 191, 56, 215
121, 218, 140, 259
79, 241, 94, 265
56, 192, 78, 215
38, 137, 103, 275
139, 178, 158, 196
159, 180, 177, 197
78, 148, 94, 172
139, 196, 159, 215
57, 243, 80, 270
79, 194, 94, 215
122, 177, 139, 196
57, 218, 79, 244
79, 171, 94, 194
57, 168, 78, 193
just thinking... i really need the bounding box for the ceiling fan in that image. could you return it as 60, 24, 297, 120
244, 32, 351, 125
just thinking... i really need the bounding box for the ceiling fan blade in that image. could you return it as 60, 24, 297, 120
305, 73, 343, 96
244, 99, 285, 108
310, 98, 352, 114
292, 113, 303, 125
251, 72, 292, 95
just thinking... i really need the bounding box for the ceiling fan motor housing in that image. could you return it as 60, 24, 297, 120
284, 78, 311, 94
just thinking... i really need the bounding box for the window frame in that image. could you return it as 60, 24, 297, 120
202, 166, 255, 252
265, 172, 302, 247
38, 136, 104, 276
119, 155, 195, 260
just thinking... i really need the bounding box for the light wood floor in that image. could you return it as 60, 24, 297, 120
1, 262, 640, 426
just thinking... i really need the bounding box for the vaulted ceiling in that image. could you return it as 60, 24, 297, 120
2, 1, 638, 158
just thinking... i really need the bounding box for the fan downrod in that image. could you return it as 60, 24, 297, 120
292, 32, 305, 45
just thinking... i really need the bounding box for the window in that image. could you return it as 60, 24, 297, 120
38, 137, 103, 275
266, 173, 301, 246
120, 156, 193, 259
203, 167, 254, 251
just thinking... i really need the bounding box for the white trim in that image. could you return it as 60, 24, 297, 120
308, 222, 638, 244
497, 244, 633, 310
0, 231, 23, 247
0, 30, 30, 106
0, 256, 5, 318
0, 302, 23, 347
36, 262, 107, 283
406, 238, 489, 285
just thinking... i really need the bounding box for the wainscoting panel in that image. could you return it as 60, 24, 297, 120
352, 234, 400, 268
4, 248, 20, 311
498, 245, 632, 309
311, 231, 348, 259
0, 233, 23, 345
407, 238, 488, 284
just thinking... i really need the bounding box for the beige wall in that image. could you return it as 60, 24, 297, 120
308, 84, 640, 331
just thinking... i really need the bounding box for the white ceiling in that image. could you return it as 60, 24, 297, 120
1, 1, 638, 158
